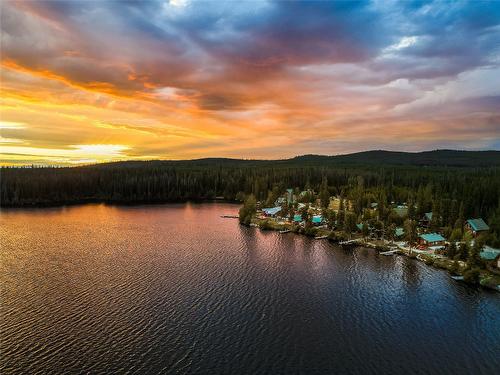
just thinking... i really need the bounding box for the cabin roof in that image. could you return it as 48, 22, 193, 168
262, 207, 281, 215
395, 227, 404, 237
424, 212, 433, 220
420, 233, 445, 243
312, 215, 322, 223
480, 245, 500, 260
293, 214, 302, 222
466, 218, 489, 232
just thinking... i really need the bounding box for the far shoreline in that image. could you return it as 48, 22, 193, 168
0, 198, 241, 210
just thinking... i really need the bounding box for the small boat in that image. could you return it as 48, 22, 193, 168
279, 229, 291, 234
450, 275, 464, 281
380, 250, 398, 256
339, 239, 360, 246
249, 223, 259, 227
315, 235, 328, 240
380, 252, 395, 256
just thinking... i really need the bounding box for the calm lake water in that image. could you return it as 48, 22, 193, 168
1, 203, 499, 374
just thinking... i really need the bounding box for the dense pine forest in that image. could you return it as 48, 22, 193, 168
2, 150, 500, 246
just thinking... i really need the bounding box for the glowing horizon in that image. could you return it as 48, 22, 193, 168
1, 0, 500, 165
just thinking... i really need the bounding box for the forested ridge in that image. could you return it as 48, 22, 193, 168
2, 151, 500, 229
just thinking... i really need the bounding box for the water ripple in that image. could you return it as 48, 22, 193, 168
1, 204, 499, 374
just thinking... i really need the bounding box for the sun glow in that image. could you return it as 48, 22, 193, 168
0, 121, 26, 129
70, 144, 129, 157
0, 144, 131, 166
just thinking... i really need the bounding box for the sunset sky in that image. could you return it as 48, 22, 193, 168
1, 0, 500, 165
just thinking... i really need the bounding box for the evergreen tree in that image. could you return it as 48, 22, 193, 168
344, 212, 357, 237
404, 219, 418, 255
326, 209, 337, 229
387, 223, 397, 244
446, 242, 457, 259
239, 194, 256, 225
319, 177, 330, 209
362, 223, 369, 239
468, 237, 484, 268
456, 242, 469, 261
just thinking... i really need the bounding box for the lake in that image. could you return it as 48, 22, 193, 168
1, 203, 499, 374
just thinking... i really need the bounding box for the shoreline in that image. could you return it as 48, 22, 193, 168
0, 198, 240, 209
245, 217, 500, 293
2, 199, 498, 292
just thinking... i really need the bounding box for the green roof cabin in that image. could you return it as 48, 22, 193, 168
311, 215, 323, 225
480, 245, 500, 261
419, 233, 445, 247
465, 218, 489, 237
262, 207, 282, 217
293, 214, 302, 222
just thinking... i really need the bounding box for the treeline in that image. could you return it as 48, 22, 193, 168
1, 160, 498, 209
1, 158, 500, 239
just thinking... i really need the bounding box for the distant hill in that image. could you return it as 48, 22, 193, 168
287, 150, 500, 167
96, 149, 500, 169
2, 149, 500, 208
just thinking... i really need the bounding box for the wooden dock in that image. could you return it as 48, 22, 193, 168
339, 239, 361, 245
220, 215, 239, 218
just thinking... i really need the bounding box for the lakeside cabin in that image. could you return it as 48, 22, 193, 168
465, 218, 489, 237
262, 207, 282, 217
311, 215, 323, 225
419, 233, 446, 249
293, 214, 302, 223
480, 245, 500, 263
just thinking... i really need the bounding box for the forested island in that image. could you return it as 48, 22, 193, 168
2, 150, 500, 290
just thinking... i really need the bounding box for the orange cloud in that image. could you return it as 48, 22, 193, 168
1, 0, 499, 165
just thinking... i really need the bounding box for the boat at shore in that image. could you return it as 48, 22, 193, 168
380, 250, 398, 256
339, 239, 361, 246
280, 229, 291, 234
221, 214, 239, 218
315, 235, 328, 239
